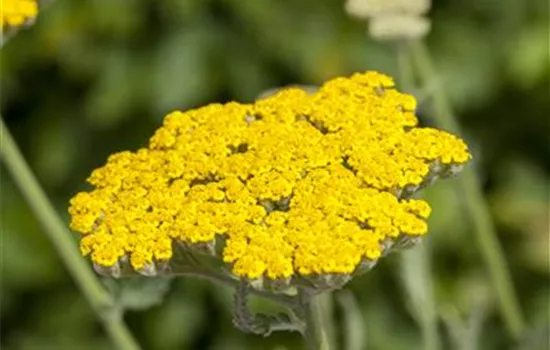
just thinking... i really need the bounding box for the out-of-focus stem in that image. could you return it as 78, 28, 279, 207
317, 292, 338, 350
397, 43, 416, 93
0, 117, 140, 350
397, 42, 441, 350
302, 292, 331, 350
409, 40, 525, 338
170, 266, 297, 307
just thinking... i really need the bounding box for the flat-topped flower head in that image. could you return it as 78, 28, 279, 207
1, 0, 38, 30
69, 71, 470, 284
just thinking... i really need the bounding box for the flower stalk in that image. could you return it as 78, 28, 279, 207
409, 40, 525, 338
396, 42, 441, 350
0, 117, 140, 350
301, 291, 331, 350
170, 265, 298, 308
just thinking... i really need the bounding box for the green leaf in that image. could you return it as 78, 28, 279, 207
337, 290, 366, 350
506, 24, 550, 89
400, 243, 441, 350
105, 277, 172, 312
440, 302, 485, 350
151, 27, 217, 116
144, 283, 206, 350
2, 180, 63, 290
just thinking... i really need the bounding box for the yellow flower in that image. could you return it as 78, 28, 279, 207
69, 71, 471, 280
1, 0, 38, 30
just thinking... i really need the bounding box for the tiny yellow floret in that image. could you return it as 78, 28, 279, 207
1, 0, 38, 30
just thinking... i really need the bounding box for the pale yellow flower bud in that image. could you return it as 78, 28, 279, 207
368, 14, 431, 41
345, 0, 432, 41
345, 0, 431, 19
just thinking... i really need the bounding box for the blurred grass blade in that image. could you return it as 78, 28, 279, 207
465, 303, 485, 350
410, 40, 525, 338
441, 307, 465, 350
400, 242, 440, 350
318, 292, 338, 350
337, 290, 366, 350
441, 304, 485, 350
0, 117, 140, 350
397, 44, 440, 350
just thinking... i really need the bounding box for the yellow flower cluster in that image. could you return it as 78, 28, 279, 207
1, 0, 38, 29
69, 71, 470, 280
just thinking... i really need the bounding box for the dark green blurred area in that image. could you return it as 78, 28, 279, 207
1, 0, 549, 349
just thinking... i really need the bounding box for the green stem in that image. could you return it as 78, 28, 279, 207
337, 291, 365, 350
302, 292, 331, 350
397, 42, 416, 93
170, 266, 297, 308
0, 117, 140, 350
400, 246, 440, 350
397, 42, 440, 350
317, 292, 338, 350
409, 40, 525, 338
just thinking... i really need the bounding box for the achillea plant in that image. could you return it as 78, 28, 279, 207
69, 70, 470, 339
0, 0, 522, 345
0, 0, 38, 30
69, 71, 469, 285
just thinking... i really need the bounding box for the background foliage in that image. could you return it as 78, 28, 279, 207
1, 0, 548, 349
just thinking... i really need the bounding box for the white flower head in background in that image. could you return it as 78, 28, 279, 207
345, 0, 432, 41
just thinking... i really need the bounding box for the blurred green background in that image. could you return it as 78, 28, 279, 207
1, 0, 548, 349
